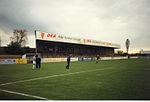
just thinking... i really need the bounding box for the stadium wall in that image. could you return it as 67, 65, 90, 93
41, 56, 138, 63
0, 56, 139, 64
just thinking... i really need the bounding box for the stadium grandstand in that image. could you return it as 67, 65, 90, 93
35, 31, 120, 58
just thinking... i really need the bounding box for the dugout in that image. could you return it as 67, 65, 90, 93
35, 31, 120, 58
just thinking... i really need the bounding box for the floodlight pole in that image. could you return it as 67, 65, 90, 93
125, 39, 130, 59
34, 30, 38, 54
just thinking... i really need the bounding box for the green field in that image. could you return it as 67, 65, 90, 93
0, 59, 150, 100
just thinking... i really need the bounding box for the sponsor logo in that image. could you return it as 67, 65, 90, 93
41, 32, 45, 39
84, 39, 92, 43
47, 33, 56, 38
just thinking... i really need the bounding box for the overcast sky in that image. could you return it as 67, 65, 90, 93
0, 0, 150, 53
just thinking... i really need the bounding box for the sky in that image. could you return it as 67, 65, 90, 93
0, 0, 150, 53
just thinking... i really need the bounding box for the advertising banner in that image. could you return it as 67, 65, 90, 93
83, 39, 120, 48
42, 58, 78, 63
36, 31, 83, 45
78, 57, 96, 61
0, 59, 16, 64
42, 58, 67, 63
16, 58, 27, 64
35, 31, 120, 48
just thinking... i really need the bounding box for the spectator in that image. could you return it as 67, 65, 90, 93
96, 55, 100, 63
32, 55, 36, 69
36, 55, 41, 69
66, 54, 71, 69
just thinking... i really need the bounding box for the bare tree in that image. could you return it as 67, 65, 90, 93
7, 29, 28, 54
11, 29, 28, 47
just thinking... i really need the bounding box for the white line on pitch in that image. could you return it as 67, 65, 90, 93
0, 67, 112, 86
0, 89, 48, 100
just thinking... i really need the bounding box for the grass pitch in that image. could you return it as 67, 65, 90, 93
0, 59, 150, 100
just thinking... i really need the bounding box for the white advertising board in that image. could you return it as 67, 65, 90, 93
42, 58, 78, 63
0, 59, 16, 64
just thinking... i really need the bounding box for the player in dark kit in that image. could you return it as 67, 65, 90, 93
35, 55, 41, 69
66, 55, 71, 69
96, 55, 100, 63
